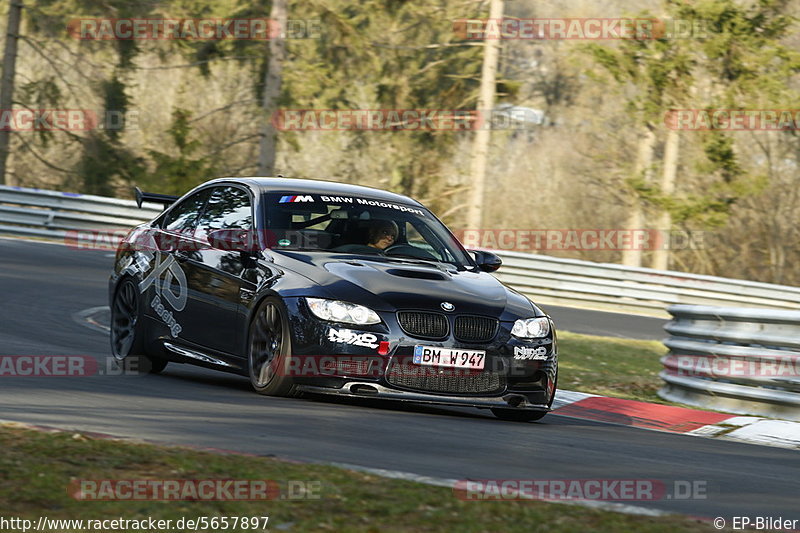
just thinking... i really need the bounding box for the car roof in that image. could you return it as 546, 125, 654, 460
205, 177, 424, 207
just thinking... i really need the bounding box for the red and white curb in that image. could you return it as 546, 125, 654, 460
553, 389, 800, 450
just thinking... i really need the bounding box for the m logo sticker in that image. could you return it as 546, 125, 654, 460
279, 195, 314, 203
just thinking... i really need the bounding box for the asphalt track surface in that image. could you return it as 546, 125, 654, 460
1, 238, 798, 519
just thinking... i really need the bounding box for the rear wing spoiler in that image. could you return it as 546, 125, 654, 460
134, 187, 179, 209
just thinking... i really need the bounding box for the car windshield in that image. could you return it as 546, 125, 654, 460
262, 192, 472, 268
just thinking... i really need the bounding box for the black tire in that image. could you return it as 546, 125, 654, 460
110, 278, 168, 374
492, 372, 558, 422
248, 297, 301, 397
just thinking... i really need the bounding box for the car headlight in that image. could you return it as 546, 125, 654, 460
305, 298, 381, 325
511, 317, 550, 339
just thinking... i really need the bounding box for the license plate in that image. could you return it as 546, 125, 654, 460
412, 346, 486, 370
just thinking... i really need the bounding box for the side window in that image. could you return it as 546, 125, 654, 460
161, 190, 210, 233
195, 186, 253, 240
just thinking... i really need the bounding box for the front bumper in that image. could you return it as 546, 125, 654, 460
284, 297, 558, 407
297, 382, 551, 411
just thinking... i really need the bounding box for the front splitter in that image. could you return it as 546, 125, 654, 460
296, 382, 550, 411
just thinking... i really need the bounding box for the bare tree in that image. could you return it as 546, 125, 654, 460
621, 125, 655, 267
0, 0, 23, 185
651, 127, 679, 270
257, 0, 287, 177
466, 0, 503, 229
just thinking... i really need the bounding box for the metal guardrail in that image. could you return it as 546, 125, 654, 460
659, 305, 800, 420
0, 185, 162, 243
2, 185, 800, 319
492, 251, 800, 317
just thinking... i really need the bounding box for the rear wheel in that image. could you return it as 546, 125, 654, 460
110, 278, 168, 374
492, 372, 557, 422
248, 297, 300, 397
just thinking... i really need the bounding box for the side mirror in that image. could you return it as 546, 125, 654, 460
472, 250, 502, 273
208, 229, 259, 254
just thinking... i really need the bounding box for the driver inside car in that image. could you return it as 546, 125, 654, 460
366, 220, 399, 251
331, 218, 399, 254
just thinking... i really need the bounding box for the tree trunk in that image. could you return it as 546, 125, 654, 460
257, 0, 287, 177
621, 125, 655, 267
0, 0, 23, 186
651, 127, 679, 270
465, 0, 503, 229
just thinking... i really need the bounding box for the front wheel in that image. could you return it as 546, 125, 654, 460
248, 297, 300, 397
110, 278, 168, 374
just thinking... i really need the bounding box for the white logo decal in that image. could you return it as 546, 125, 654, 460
151, 295, 183, 337
328, 328, 379, 349
138, 253, 187, 311
513, 346, 548, 360
132, 251, 187, 337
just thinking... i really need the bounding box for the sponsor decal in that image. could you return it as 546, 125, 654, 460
317, 195, 425, 216
279, 194, 314, 203
513, 346, 548, 360
131, 251, 187, 337
138, 253, 188, 311
327, 328, 380, 349
150, 295, 182, 337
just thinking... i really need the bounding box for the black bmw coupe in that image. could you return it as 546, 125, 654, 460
109, 177, 557, 421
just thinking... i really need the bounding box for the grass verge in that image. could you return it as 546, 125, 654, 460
558, 331, 668, 404
0, 424, 708, 532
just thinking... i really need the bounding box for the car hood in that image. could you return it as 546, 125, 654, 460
271, 251, 540, 319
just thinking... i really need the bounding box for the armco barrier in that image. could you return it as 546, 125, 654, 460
659, 305, 800, 421
491, 251, 800, 317
2, 185, 800, 318
0, 185, 162, 243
